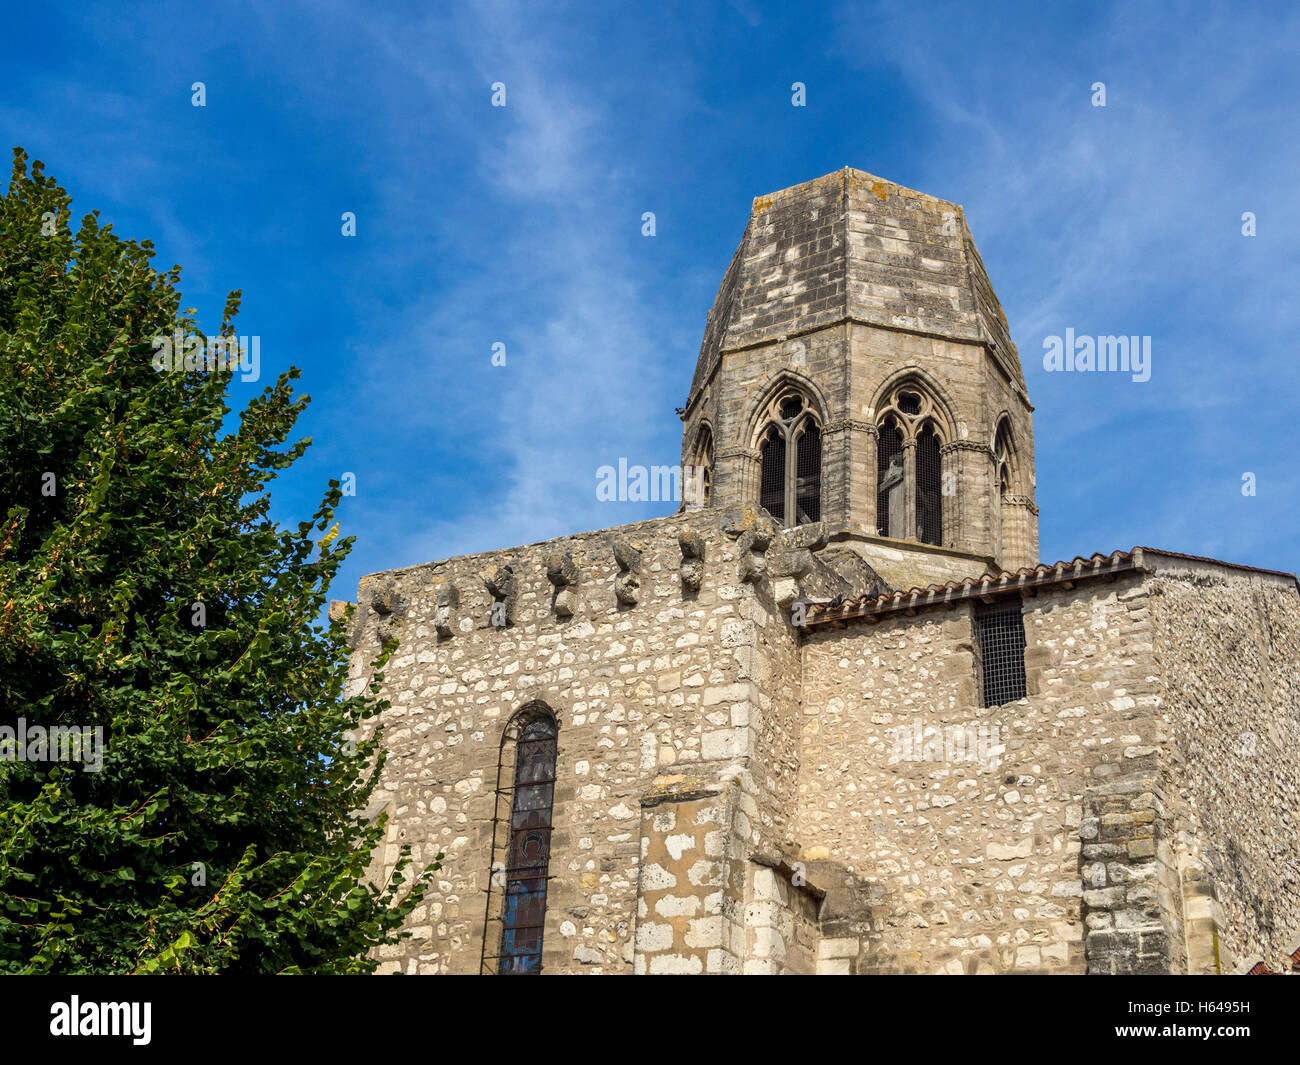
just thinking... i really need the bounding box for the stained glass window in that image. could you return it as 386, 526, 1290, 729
492, 711, 557, 974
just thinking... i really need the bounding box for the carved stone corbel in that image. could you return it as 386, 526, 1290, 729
545, 551, 579, 618
612, 538, 641, 606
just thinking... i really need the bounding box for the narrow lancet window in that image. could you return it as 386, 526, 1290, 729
484, 707, 557, 974
916, 425, 943, 546
876, 420, 904, 538
760, 424, 787, 522
795, 421, 822, 524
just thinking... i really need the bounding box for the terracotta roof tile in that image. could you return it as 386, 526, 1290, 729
805, 549, 1139, 626
804, 545, 1300, 627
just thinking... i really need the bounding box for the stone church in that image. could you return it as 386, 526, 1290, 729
340, 168, 1300, 975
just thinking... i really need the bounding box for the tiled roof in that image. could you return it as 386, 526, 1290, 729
1244, 941, 1300, 975
804, 545, 1300, 628
805, 549, 1142, 626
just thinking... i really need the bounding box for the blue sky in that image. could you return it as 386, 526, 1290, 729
4, 0, 1298, 597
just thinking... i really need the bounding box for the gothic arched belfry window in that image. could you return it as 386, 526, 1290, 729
993, 418, 1017, 564
994, 420, 1014, 500
690, 425, 714, 508
482, 705, 557, 974
874, 383, 948, 546
876, 417, 904, 538
916, 425, 942, 545
755, 390, 821, 525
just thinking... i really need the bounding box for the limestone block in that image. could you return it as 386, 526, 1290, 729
778, 521, 828, 551
678, 527, 705, 559
611, 537, 642, 574
614, 571, 640, 605
768, 547, 814, 580
376, 615, 401, 645
371, 584, 405, 616
739, 553, 765, 584
545, 551, 579, 587
738, 517, 776, 555
611, 537, 642, 605
554, 586, 577, 618
720, 503, 760, 537
987, 838, 1033, 860
483, 564, 516, 601
433, 582, 459, 637
679, 529, 706, 591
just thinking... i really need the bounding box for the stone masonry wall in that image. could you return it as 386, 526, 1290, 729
348, 504, 1299, 976
1147, 558, 1300, 973
348, 509, 802, 974
796, 574, 1163, 973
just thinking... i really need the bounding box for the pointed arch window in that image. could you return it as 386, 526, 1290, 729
684, 424, 714, 509
755, 390, 821, 525
994, 420, 1014, 499
482, 706, 557, 974
691, 426, 714, 508
992, 419, 1018, 562
795, 420, 821, 524
876, 418, 904, 538
875, 382, 949, 546
916, 425, 942, 546
759, 425, 786, 520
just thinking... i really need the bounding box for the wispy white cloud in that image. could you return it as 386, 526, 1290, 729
312, 2, 687, 571
833, 1, 1300, 565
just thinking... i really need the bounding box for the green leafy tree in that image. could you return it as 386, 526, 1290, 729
0, 148, 433, 974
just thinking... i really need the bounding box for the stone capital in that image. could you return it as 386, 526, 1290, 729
822, 419, 876, 436
940, 440, 991, 456
1002, 494, 1040, 514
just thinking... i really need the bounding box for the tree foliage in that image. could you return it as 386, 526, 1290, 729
0, 148, 432, 974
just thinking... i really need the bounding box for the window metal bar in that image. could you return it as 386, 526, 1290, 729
877, 421, 903, 537
974, 600, 1027, 706
916, 425, 942, 546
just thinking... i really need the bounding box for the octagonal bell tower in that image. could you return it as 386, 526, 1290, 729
680, 168, 1039, 575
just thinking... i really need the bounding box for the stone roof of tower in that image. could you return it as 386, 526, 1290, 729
687, 167, 1024, 402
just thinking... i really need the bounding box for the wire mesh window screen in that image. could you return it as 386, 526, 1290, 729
974, 601, 1027, 706
994, 422, 1013, 498
795, 422, 821, 523
760, 427, 786, 522
485, 711, 557, 974
916, 425, 942, 545
876, 421, 903, 536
